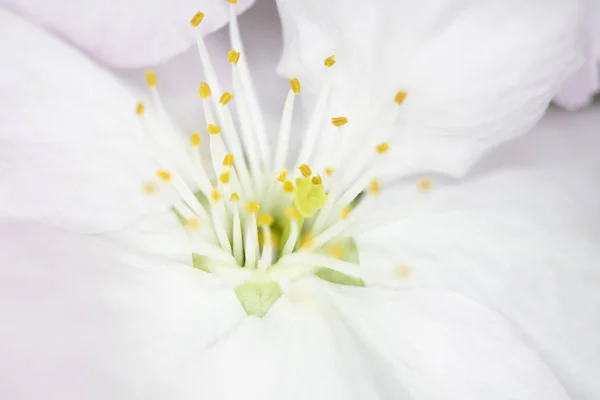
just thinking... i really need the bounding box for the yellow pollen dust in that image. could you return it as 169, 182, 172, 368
284, 207, 299, 220
135, 102, 144, 116
369, 179, 381, 195
290, 78, 301, 94
219, 171, 231, 184
376, 142, 390, 154
396, 264, 413, 279
283, 180, 294, 193
190, 11, 205, 27
145, 71, 157, 87
228, 50, 240, 65
311, 175, 323, 185
277, 169, 288, 182
220, 91, 234, 105
417, 178, 432, 192
156, 170, 172, 182
207, 124, 221, 135
142, 181, 157, 195
246, 201, 260, 213
257, 213, 274, 227
184, 218, 202, 231
230, 192, 240, 202
299, 164, 312, 177
331, 116, 348, 127
199, 81, 211, 98
325, 168, 336, 177
395, 90, 408, 105
327, 242, 344, 259
191, 132, 201, 147
211, 189, 221, 202
223, 153, 234, 167
300, 233, 314, 249
324, 55, 336, 67
340, 205, 352, 220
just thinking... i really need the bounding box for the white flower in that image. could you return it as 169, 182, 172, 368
0, 1, 599, 399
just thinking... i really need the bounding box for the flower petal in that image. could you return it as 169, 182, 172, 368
0, 219, 245, 398
554, 0, 600, 110
276, 0, 581, 177
324, 285, 570, 399
1, 0, 254, 68
0, 10, 184, 232
355, 106, 600, 399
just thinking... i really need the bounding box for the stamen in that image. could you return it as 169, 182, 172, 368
231, 199, 244, 265
283, 180, 294, 193
274, 78, 300, 170
326, 168, 336, 177
331, 116, 348, 127
324, 55, 336, 67
220, 91, 234, 105
311, 175, 323, 185
145, 71, 157, 87
417, 178, 432, 192
281, 218, 299, 257
211, 189, 221, 202
191, 132, 201, 147
223, 153, 234, 167
369, 179, 380, 195
199, 81, 211, 99
190, 11, 205, 27
290, 78, 301, 94
228, 50, 240, 65
156, 170, 172, 182
376, 142, 390, 154
230, 192, 240, 202
299, 164, 312, 177
207, 124, 221, 135
226, 0, 238, 4
340, 205, 352, 220
246, 201, 260, 213
395, 90, 408, 105
277, 169, 288, 182
219, 171, 231, 184
142, 181, 157, 195
136, 102, 144, 116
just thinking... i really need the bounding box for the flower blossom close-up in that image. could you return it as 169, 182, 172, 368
0, 0, 599, 399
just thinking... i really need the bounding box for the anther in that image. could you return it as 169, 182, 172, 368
290, 78, 301, 94
230, 192, 240, 202
228, 50, 240, 65
324, 55, 336, 67
283, 180, 294, 193
246, 201, 260, 213
211, 189, 221, 202
257, 213, 274, 227
223, 153, 234, 167
417, 178, 432, 192
142, 181, 157, 195
395, 90, 408, 105
331, 116, 348, 127
184, 218, 202, 231
207, 124, 221, 135
145, 71, 157, 87
284, 207, 300, 220
300, 233, 314, 249
190, 11, 205, 27
220, 91, 234, 105
340, 205, 352, 219
191, 132, 201, 147
376, 142, 390, 154
135, 102, 144, 116
277, 169, 288, 182
156, 170, 172, 182
299, 164, 312, 177
325, 168, 336, 177
226, 0, 238, 3
327, 243, 344, 259
368, 179, 380, 195
311, 175, 323, 185
219, 171, 231, 184
199, 81, 211, 98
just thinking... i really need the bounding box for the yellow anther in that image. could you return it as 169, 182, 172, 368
327, 242, 344, 259
223, 153, 234, 167
284, 207, 299, 220
199, 81, 211, 98
230, 192, 240, 202
376, 142, 390, 154
325, 168, 336, 177
300, 233, 314, 249
294, 177, 327, 218
417, 178, 432, 192
156, 170, 172, 182
142, 181, 157, 195
368, 179, 380, 195
246, 201, 260, 213
207, 124, 221, 135
228, 50, 240, 65
220, 91, 234, 105
145, 71, 157, 87
340, 205, 352, 220
135, 102, 144, 116
211, 189, 221, 202
324, 55, 336, 67
395, 90, 408, 105
191, 132, 201, 147
276, 169, 288, 182
283, 180, 294, 193
331, 116, 348, 127
190, 11, 205, 27
396, 264, 413, 279
219, 171, 231, 184
290, 78, 301, 94
226, 0, 238, 3
299, 164, 312, 177
257, 213, 274, 227
311, 175, 322, 185
184, 218, 202, 231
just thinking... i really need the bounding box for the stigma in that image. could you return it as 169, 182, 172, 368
134, 2, 422, 317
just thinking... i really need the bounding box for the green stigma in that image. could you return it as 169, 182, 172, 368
292, 177, 327, 218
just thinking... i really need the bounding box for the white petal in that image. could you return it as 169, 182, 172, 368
0, 0, 254, 68
0, 10, 173, 232
0, 219, 244, 399
325, 285, 570, 399
276, 0, 581, 177
554, 0, 600, 110
356, 106, 600, 399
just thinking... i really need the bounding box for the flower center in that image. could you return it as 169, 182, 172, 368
134, 3, 416, 317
